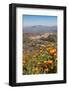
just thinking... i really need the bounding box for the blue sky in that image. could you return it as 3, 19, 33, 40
23, 15, 57, 27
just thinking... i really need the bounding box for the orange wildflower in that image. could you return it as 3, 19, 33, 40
47, 60, 53, 64
54, 52, 57, 56
49, 48, 56, 55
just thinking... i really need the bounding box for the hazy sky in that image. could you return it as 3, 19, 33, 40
23, 15, 57, 27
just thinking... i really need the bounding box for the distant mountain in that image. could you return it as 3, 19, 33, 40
23, 25, 57, 34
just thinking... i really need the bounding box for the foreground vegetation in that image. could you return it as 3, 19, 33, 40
23, 33, 57, 75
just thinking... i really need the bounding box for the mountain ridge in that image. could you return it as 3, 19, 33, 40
23, 25, 57, 33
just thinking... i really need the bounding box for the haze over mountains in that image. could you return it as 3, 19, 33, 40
23, 25, 57, 34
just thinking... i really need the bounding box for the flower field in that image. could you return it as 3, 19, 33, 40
23, 38, 57, 75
